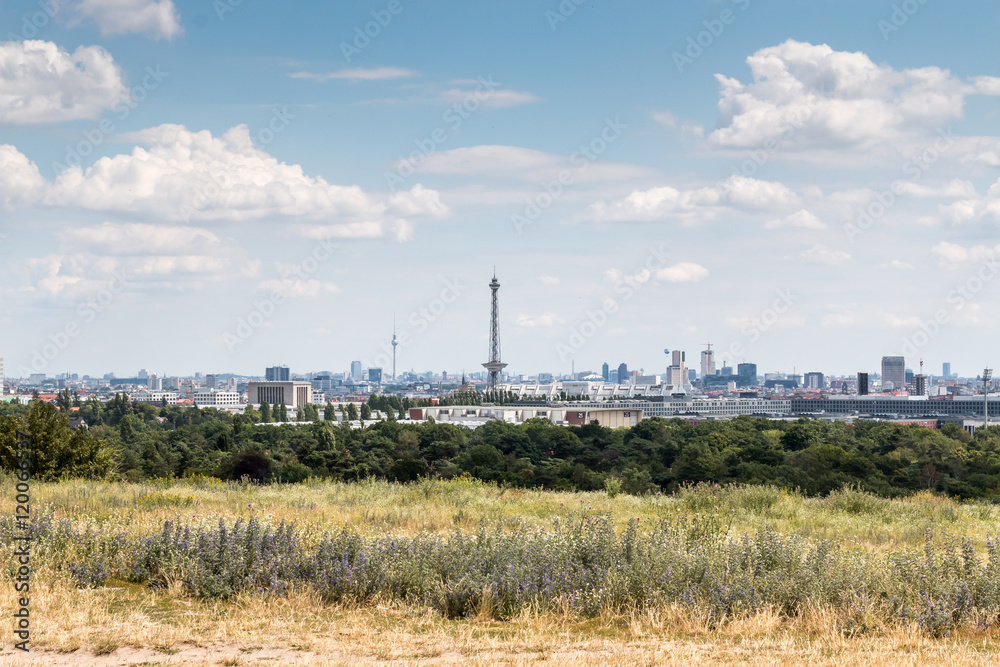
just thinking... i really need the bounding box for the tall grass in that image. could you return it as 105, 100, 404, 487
0, 480, 1000, 636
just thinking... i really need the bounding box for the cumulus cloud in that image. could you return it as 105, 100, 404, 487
765, 209, 825, 229
0, 40, 128, 124
0, 146, 47, 209
709, 40, 1000, 151
389, 184, 449, 217
539, 275, 560, 285
931, 241, 1000, 270
61, 222, 220, 255
654, 262, 709, 283
69, 0, 183, 40
589, 175, 796, 224
46, 124, 387, 222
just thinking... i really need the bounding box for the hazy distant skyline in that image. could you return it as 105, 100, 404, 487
3, 1, 1000, 379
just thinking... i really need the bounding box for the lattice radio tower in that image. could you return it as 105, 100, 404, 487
482, 271, 507, 393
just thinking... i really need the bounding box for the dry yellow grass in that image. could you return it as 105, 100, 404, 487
2, 579, 998, 665
4, 476, 1000, 664
1, 475, 997, 552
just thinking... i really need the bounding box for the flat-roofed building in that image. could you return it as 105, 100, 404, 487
248, 381, 312, 408
193, 390, 241, 407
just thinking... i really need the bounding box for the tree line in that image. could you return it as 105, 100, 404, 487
1, 396, 999, 499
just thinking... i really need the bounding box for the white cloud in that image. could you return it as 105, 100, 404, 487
61, 222, 220, 255
654, 262, 709, 283
589, 175, 796, 224
892, 179, 977, 198
931, 241, 1000, 270
69, 0, 183, 40
799, 244, 850, 265
289, 67, 418, 82
709, 40, 1000, 151
0, 146, 46, 209
539, 275, 560, 285
515, 313, 565, 328
0, 40, 128, 124
46, 124, 387, 222
389, 184, 449, 218
653, 111, 676, 127
436, 88, 538, 108
407, 145, 648, 183
765, 209, 825, 229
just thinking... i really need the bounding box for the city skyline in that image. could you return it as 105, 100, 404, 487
3, 1, 1000, 377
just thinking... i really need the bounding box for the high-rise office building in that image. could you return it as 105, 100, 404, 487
720, 365, 733, 376
737, 363, 757, 387
700, 349, 715, 378
881, 356, 905, 391
148, 373, 162, 391
266, 365, 290, 382
618, 363, 629, 385
666, 350, 687, 387
350, 361, 363, 380
368, 368, 383, 384
942, 362, 952, 379
602, 363, 609, 381
804, 372, 824, 390
858, 372, 869, 395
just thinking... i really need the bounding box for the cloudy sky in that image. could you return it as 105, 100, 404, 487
2, 0, 1000, 380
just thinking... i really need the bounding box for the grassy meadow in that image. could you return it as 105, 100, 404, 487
3, 475, 1000, 665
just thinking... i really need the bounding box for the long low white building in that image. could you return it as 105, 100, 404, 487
501, 382, 689, 401
408, 405, 643, 428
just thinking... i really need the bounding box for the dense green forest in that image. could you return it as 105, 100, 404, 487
2, 394, 999, 499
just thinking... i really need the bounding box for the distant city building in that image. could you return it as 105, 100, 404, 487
602, 363, 610, 381
700, 349, 715, 378
193, 391, 241, 407
350, 361, 363, 380
29, 374, 46, 385
312, 373, 335, 392
266, 366, 290, 382
720, 365, 734, 377
609, 370, 619, 383
858, 372, 870, 395
915, 374, 928, 396
147, 373, 162, 391
368, 368, 383, 384
881, 356, 905, 391
138, 369, 149, 380
129, 391, 178, 405
538, 372, 553, 384
804, 372, 824, 390
205, 374, 217, 389
942, 362, 952, 379
248, 381, 312, 408
666, 350, 687, 387
737, 363, 757, 387
617, 363, 629, 386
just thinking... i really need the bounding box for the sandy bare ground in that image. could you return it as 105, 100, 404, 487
2, 636, 1000, 666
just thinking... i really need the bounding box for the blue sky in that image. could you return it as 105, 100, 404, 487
3, 0, 1000, 380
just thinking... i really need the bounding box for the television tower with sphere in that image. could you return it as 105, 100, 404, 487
482, 272, 507, 393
